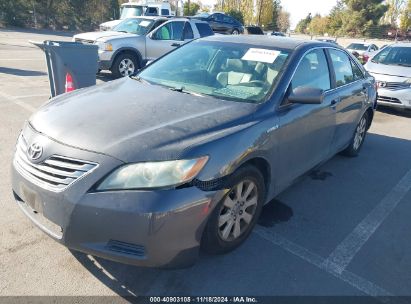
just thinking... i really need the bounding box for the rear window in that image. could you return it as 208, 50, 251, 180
195, 23, 214, 37
161, 9, 169, 15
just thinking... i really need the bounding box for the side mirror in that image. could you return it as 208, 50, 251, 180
288, 87, 324, 104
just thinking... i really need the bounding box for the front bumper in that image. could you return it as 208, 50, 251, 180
376, 88, 411, 110
98, 50, 114, 70
11, 126, 225, 268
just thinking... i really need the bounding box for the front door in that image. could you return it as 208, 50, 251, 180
276, 49, 337, 189
145, 21, 186, 61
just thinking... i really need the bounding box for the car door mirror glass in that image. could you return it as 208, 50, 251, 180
288, 87, 324, 104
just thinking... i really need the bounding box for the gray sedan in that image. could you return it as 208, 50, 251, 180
11, 36, 376, 268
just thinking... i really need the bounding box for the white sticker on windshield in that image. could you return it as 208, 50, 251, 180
242, 48, 281, 63
140, 20, 151, 27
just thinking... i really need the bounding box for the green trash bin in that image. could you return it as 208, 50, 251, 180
30, 40, 98, 97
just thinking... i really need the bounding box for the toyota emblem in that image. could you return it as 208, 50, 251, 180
27, 143, 43, 161
378, 81, 387, 88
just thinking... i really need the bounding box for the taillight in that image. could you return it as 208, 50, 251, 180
363, 55, 369, 63
65, 72, 75, 93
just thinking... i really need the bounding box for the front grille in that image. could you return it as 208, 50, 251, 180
380, 82, 410, 90
106, 240, 145, 257
14, 135, 98, 192
74, 38, 95, 44
378, 96, 402, 104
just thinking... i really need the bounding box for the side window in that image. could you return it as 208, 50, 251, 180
223, 15, 232, 23
351, 60, 364, 81
154, 21, 184, 40
161, 9, 169, 15
214, 14, 223, 22
146, 7, 158, 15
195, 23, 214, 37
291, 49, 331, 91
329, 49, 355, 87
183, 22, 194, 40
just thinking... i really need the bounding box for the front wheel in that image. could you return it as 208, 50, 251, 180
201, 165, 265, 254
232, 29, 240, 35
342, 112, 369, 157
111, 53, 139, 78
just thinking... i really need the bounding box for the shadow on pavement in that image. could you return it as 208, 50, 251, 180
377, 105, 411, 118
0, 67, 47, 76
70, 133, 411, 299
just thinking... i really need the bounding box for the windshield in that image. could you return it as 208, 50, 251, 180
195, 13, 210, 18
120, 6, 144, 19
113, 18, 154, 35
371, 46, 411, 67
347, 43, 368, 51
139, 40, 290, 104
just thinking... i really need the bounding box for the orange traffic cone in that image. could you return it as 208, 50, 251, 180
65, 72, 75, 93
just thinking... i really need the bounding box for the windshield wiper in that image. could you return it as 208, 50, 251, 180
169, 86, 204, 97
392, 63, 411, 67
130, 75, 150, 84
116, 30, 128, 33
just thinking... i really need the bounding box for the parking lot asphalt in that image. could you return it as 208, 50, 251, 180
1, 28, 411, 301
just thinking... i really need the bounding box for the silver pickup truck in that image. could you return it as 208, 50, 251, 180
73, 16, 214, 78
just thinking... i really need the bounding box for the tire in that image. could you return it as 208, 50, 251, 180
342, 112, 369, 157
201, 165, 265, 254
110, 52, 139, 78
232, 29, 240, 35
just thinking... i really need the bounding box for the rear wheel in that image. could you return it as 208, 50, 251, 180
232, 29, 240, 35
342, 112, 369, 157
111, 53, 139, 78
201, 165, 265, 254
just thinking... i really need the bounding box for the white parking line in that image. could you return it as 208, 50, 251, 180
254, 227, 401, 304
0, 58, 41, 61
0, 91, 36, 113
323, 168, 411, 274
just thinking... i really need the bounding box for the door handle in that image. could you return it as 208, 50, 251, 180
330, 99, 338, 108
171, 43, 181, 47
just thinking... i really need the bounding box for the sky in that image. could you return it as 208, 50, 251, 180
200, 0, 338, 29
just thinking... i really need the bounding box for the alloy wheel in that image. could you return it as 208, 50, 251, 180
353, 116, 367, 151
218, 180, 258, 241
118, 58, 135, 77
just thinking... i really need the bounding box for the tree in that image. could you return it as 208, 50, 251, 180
270, 0, 281, 30
309, 14, 330, 35
277, 10, 290, 32
183, 1, 200, 16
295, 13, 312, 34
383, 0, 406, 26
400, 0, 411, 30
342, 0, 388, 36
327, 0, 346, 36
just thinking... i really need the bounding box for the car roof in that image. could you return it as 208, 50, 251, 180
125, 16, 168, 20
200, 35, 321, 51
389, 42, 411, 48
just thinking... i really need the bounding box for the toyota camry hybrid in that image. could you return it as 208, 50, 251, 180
12, 36, 376, 268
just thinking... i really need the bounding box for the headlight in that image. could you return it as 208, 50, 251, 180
97, 157, 209, 190
405, 79, 411, 87
96, 41, 113, 51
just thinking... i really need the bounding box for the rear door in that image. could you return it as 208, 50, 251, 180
145, 20, 185, 60
327, 49, 366, 151
276, 48, 338, 188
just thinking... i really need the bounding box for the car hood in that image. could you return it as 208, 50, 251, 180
347, 49, 366, 55
100, 19, 123, 29
73, 31, 136, 42
365, 61, 411, 78
29, 78, 258, 163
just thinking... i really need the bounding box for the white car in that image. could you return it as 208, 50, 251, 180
346, 42, 379, 63
74, 17, 214, 78
100, 0, 176, 31
364, 43, 411, 110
